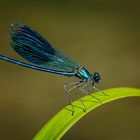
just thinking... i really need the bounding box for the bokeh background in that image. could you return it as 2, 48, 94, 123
0, 0, 140, 140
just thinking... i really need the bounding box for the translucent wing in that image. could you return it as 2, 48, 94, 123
10, 22, 80, 72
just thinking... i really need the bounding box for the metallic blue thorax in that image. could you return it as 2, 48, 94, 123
75, 66, 92, 80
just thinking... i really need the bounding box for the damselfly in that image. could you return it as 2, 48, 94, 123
0, 23, 105, 114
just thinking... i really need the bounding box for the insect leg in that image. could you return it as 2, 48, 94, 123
64, 81, 81, 106
64, 81, 80, 90
79, 86, 102, 102
73, 81, 87, 112
64, 81, 83, 115
92, 86, 108, 96
64, 81, 83, 93
76, 90, 87, 112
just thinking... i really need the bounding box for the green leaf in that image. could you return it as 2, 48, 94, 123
33, 87, 140, 140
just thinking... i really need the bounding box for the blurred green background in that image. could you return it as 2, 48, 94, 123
0, 0, 140, 140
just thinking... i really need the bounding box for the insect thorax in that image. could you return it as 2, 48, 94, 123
74, 66, 92, 80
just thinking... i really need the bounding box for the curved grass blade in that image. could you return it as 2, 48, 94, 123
33, 87, 140, 140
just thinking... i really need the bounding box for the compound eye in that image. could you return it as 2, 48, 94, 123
95, 77, 99, 82
93, 72, 101, 83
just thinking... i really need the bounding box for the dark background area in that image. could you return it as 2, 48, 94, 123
0, 0, 140, 139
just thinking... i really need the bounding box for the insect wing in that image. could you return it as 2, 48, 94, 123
10, 22, 80, 72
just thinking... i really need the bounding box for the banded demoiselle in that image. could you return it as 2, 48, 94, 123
0, 22, 105, 114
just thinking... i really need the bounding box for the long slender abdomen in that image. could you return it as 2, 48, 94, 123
0, 55, 75, 76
